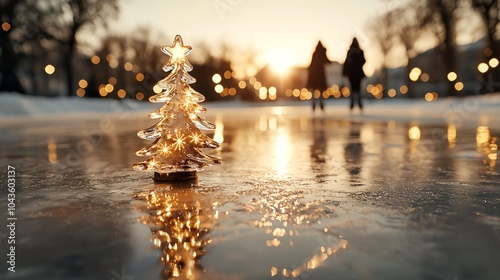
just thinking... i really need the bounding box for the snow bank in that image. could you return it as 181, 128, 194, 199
1, 92, 500, 129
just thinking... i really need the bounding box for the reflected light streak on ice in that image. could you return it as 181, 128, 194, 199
409, 125, 421, 140
448, 123, 457, 148
476, 126, 497, 169
213, 114, 224, 145
273, 127, 290, 178
135, 186, 217, 279
47, 139, 57, 163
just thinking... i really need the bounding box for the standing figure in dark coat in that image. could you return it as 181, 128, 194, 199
307, 41, 330, 111
343, 38, 366, 110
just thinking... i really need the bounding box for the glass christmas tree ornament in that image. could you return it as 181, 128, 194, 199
133, 35, 221, 181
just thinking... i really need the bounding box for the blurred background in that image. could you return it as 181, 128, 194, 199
1, 0, 499, 103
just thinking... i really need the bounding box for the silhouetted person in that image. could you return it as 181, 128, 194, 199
343, 38, 366, 110
307, 41, 330, 111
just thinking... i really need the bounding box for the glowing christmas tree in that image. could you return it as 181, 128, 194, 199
133, 35, 221, 180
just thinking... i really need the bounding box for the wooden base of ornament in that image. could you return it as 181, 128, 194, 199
153, 171, 198, 182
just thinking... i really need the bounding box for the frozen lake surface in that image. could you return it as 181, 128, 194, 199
0, 102, 499, 280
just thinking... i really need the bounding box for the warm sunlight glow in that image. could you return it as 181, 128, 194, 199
267, 49, 295, 75
447, 123, 456, 144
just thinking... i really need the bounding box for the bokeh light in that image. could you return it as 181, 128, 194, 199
91, 55, 100, 64
212, 74, 222, 83
214, 84, 223, 93
45, 64, 55, 75
108, 77, 117, 85
105, 84, 114, 92
424, 92, 434, 102
152, 85, 162, 94
400, 85, 408, 94
238, 80, 246, 89
454, 82, 464, 91
420, 73, 429, 82
447, 72, 457, 81
78, 79, 88, 88
136, 73, 144, 82
387, 89, 396, 97
478, 62, 489, 73
124, 62, 133, 71
489, 58, 499, 68
409, 67, 421, 82
117, 89, 127, 98
76, 88, 85, 97
259, 87, 267, 100
2, 22, 11, 31
135, 92, 144, 100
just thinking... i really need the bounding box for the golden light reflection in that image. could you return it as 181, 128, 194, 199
135, 185, 216, 279
409, 67, 421, 82
212, 74, 222, 84
78, 79, 88, 88
2, 22, 12, 31
478, 62, 489, 73
213, 115, 224, 145
273, 128, 289, 177
447, 72, 457, 81
45, 64, 55, 75
91, 55, 100, 64
447, 123, 456, 148
476, 126, 490, 146
420, 73, 430, 82
489, 58, 499, 68
136, 73, 145, 82
476, 126, 497, 169
408, 126, 421, 140
387, 89, 396, 97
47, 139, 57, 163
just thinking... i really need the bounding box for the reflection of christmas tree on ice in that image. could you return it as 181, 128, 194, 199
136, 184, 217, 279
133, 35, 221, 180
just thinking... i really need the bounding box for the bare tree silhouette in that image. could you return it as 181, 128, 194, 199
472, 0, 500, 58
40, 0, 119, 96
0, 0, 27, 93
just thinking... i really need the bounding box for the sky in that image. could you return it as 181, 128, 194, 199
104, 0, 401, 76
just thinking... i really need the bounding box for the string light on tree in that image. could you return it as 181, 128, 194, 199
133, 35, 221, 181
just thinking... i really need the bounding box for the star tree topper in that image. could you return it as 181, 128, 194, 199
133, 35, 221, 180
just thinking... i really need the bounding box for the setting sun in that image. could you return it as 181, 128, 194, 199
267, 49, 296, 76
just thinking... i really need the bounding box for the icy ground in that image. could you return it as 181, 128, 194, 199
0, 93, 499, 279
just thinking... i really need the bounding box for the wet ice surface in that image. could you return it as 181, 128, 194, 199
0, 106, 499, 280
